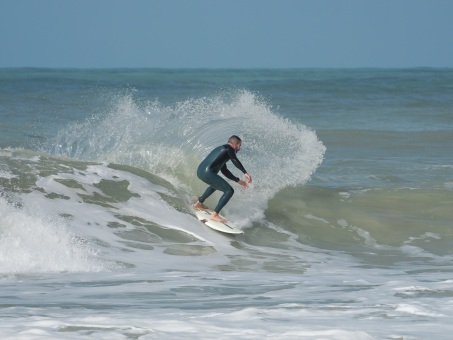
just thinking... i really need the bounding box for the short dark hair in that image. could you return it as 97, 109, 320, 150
228, 135, 242, 144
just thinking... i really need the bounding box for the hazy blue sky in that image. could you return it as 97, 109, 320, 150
1, 0, 452, 68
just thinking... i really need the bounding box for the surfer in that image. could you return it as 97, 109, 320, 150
193, 135, 252, 223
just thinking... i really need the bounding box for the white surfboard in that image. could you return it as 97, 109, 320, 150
192, 208, 243, 234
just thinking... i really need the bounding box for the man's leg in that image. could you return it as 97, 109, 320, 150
197, 171, 234, 221
194, 186, 216, 210
199, 186, 216, 203
213, 181, 234, 213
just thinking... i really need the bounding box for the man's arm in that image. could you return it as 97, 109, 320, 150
226, 145, 247, 174
220, 165, 240, 182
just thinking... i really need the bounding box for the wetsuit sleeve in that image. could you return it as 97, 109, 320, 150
226, 146, 247, 174
221, 165, 240, 182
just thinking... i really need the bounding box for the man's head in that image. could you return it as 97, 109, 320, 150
228, 135, 242, 152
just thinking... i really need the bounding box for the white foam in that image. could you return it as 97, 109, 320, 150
444, 181, 453, 189
305, 213, 330, 224
0, 170, 16, 179
395, 304, 446, 317
0, 197, 109, 273
12, 161, 245, 274
339, 191, 351, 199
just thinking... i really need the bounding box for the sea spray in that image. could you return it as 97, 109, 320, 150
50, 89, 325, 226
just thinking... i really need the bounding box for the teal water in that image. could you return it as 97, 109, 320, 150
1, 68, 453, 339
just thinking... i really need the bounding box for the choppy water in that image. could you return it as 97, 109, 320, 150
1, 68, 452, 339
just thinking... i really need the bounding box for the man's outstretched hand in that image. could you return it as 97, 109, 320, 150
239, 173, 252, 188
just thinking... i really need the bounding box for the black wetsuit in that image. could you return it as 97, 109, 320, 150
197, 144, 247, 213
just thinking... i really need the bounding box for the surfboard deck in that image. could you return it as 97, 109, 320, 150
192, 208, 243, 234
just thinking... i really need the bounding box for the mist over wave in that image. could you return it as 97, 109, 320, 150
50, 90, 326, 225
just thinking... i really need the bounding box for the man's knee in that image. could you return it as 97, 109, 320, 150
225, 186, 234, 198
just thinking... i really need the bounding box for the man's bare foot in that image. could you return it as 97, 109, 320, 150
210, 212, 226, 223
193, 201, 209, 211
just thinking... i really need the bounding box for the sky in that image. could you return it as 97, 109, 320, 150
1, 0, 452, 68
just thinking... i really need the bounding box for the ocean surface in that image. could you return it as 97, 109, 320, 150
1, 68, 452, 339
